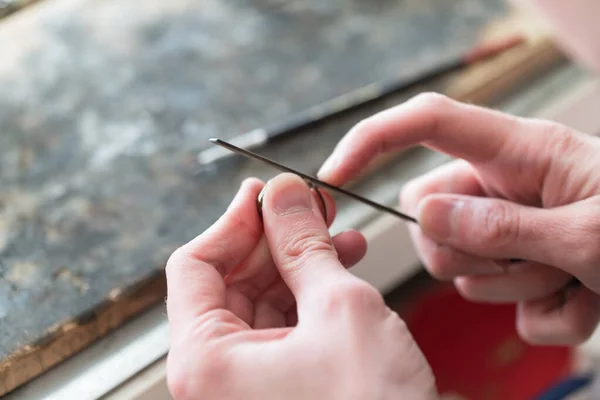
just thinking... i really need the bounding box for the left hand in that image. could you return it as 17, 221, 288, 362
165, 174, 437, 399
166, 176, 366, 333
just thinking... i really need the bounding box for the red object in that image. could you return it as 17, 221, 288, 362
401, 285, 574, 400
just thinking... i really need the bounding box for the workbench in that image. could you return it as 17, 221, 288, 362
0, 0, 582, 397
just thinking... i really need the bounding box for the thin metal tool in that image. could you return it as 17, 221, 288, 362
209, 138, 417, 224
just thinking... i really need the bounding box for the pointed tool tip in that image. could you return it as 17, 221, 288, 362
209, 138, 219, 143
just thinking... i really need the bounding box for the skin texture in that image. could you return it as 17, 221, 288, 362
318, 92, 600, 346
165, 174, 438, 400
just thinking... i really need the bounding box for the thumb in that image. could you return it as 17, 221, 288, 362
416, 194, 582, 270
261, 173, 349, 304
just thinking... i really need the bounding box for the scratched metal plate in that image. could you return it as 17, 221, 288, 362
0, 0, 506, 386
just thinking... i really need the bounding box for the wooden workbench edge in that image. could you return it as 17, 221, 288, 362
0, 271, 167, 396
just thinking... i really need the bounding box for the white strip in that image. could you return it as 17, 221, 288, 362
7, 307, 170, 400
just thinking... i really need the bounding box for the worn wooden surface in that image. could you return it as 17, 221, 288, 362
0, 0, 533, 394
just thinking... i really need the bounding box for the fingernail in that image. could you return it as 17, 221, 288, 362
270, 176, 313, 215
473, 261, 506, 275
317, 153, 339, 179
418, 196, 464, 241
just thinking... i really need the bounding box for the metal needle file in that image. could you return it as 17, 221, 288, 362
209, 138, 418, 224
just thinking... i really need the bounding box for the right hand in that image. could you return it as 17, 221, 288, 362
318, 93, 600, 346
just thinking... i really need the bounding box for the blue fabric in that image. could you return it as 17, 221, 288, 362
534, 374, 594, 400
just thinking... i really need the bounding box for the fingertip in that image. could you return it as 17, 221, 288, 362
417, 193, 474, 244
332, 230, 367, 267
316, 155, 337, 182
240, 177, 265, 194
416, 194, 449, 238
317, 137, 348, 184
263, 172, 304, 191
399, 180, 421, 212
262, 173, 335, 226
261, 173, 315, 216
317, 139, 357, 186
228, 177, 264, 212
516, 288, 600, 346
317, 165, 347, 187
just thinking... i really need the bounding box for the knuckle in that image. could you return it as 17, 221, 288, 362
193, 309, 240, 339
408, 92, 454, 137
167, 346, 229, 400
352, 117, 380, 136
348, 117, 385, 154
166, 365, 191, 400
551, 130, 578, 156
534, 120, 591, 172
538, 120, 583, 154
279, 227, 334, 262
574, 237, 600, 268
167, 245, 188, 265
167, 317, 235, 399
165, 246, 190, 276
166, 311, 239, 400
410, 92, 453, 110
229, 209, 263, 242
322, 279, 385, 316
476, 202, 520, 247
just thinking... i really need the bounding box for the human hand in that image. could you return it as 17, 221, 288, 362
165, 173, 437, 400
318, 93, 600, 346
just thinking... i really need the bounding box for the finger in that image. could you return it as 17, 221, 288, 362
182, 178, 265, 276
417, 194, 600, 281
517, 284, 600, 345
250, 230, 368, 329
416, 238, 505, 280
252, 301, 287, 330
224, 236, 274, 300
225, 286, 254, 326
261, 173, 350, 307
453, 262, 572, 303
331, 230, 368, 267
166, 178, 264, 330
401, 160, 498, 279
400, 160, 485, 213
224, 187, 337, 298
318, 93, 532, 186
